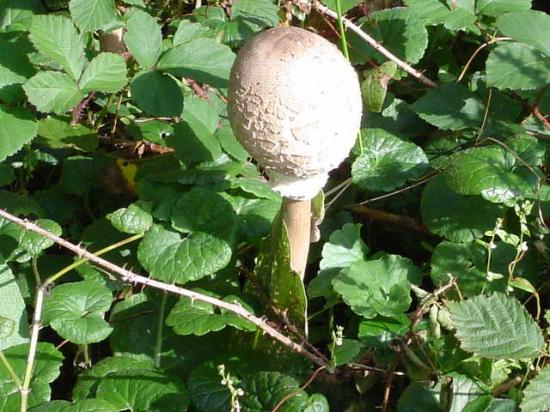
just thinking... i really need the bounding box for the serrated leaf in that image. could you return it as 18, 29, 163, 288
0, 35, 36, 103
351, 129, 429, 192
448, 293, 544, 359
158, 38, 235, 88
29, 14, 85, 80
0, 261, 28, 349
168, 116, 222, 163
0, 315, 14, 340
397, 382, 441, 412
23, 71, 83, 114
166, 293, 256, 336
0, 0, 44, 32
421, 176, 502, 242
187, 363, 231, 412
124, 10, 162, 69
130, 70, 183, 117
403, 0, 479, 33
442, 146, 533, 206
19, 218, 62, 256
69, 0, 118, 32
333, 254, 422, 319
79, 52, 127, 93
475, 0, 531, 17
30, 398, 118, 412
226, 195, 280, 238
520, 366, 550, 412
36, 116, 97, 152
232, 0, 280, 29
43, 281, 113, 344
107, 203, 152, 234
173, 21, 213, 46
497, 11, 550, 56
362, 62, 397, 113
486, 42, 550, 91
216, 126, 249, 161
0, 105, 37, 162
412, 83, 484, 130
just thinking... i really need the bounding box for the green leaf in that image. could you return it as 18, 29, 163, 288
158, 38, 235, 88
173, 21, 213, 46
332, 339, 364, 366
403, 0, 479, 33
19, 218, 62, 256
520, 366, 550, 412
0, 164, 15, 187
168, 116, 222, 163
322, 0, 358, 13
43, 281, 113, 344
0, 35, 36, 103
0, 260, 28, 349
442, 146, 533, 206
411, 83, 484, 130
29, 14, 85, 80
333, 254, 422, 319
397, 382, 441, 412
0, 342, 63, 410
421, 176, 502, 242
130, 70, 183, 117
69, 0, 118, 32
0, 105, 37, 162
216, 126, 248, 161
107, 202, 153, 234
351, 129, 429, 192
187, 363, 231, 412
95, 369, 189, 411
486, 42, 550, 90
23, 71, 84, 114
79, 53, 127, 93
124, 10, 162, 69
497, 11, 550, 56
0, 0, 44, 32
475, 0, 531, 17
166, 293, 256, 336
362, 62, 397, 113
448, 293, 544, 359
30, 399, 118, 412
36, 116, 97, 152
232, 0, 280, 29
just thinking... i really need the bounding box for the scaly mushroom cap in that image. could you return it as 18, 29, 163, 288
228, 26, 362, 200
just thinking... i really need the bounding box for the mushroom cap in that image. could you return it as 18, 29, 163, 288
228, 26, 362, 200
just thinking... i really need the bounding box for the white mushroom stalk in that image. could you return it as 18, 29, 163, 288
228, 26, 362, 277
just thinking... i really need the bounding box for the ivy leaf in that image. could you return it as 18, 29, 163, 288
130, 70, 183, 117
0, 260, 28, 350
520, 366, 550, 412
442, 146, 533, 206
19, 218, 62, 256
124, 10, 162, 69
36, 116, 97, 152
332, 254, 422, 319
79, 53, 127, 93
95, 369, 189, 411
158, 38, 235, 88
475, 0, 531, 17
421, 176, 502, 242
411, 83, 484, 130
107, 202, 153, 234
448, 293, 544, 359
43, 281, 113, 344
486, 42, 550, 90
23, 71, 84, 114
351, 129, 429, 192
497, 11, 550, 56
0, 105, 37, 162
69, 0, 118, 32
28, 14, 85, 80
166, 293, 256, 336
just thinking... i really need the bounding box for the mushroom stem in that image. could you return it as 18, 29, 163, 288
281, 198, 311, 280
99, 28, 127, 55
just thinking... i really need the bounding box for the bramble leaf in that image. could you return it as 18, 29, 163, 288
24, 71, 83, 114
0, 105, 37, 162
79, 53, 127, 93
124, 10, 162, 69
520, 366, 550, 412
69, 0, 118, 32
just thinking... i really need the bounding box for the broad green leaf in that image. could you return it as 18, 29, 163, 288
29, 14, 85, 80
166, 294, 255, 336
0, 260, 28, 349
358, 316, 409, 348
168, 116, 222, 163
30, 399, 118, 412
216, 126, 249, 161
187, 363, 231, 412
0, 35, 36, 103
475, 0, 531, 17
403, 0, 479, 33
0, 342, 63, 410
79, 53, 127, 93
332, 254, 422, 319
69, 0, 118, 32
95, 369, 189, 411
19, 218, 62, 256
362, 62, 397, 113
36, 116, 97, 152
124, 10, 162, 69
0, 0, 44, 32
332, 339, 364, 366
173, 21, 213, 46
130, 70, 183, 116
158, 38, 235, 88
107, 202, 153, 234
497, 11, 550, 56
397, 382, 441, 412
448, 293, 544, 359
442, 146, 533, 206
520, 366, 550, 412
23, 71, 83, 114
421, 176, 502, 242
412, 83, 484, 130
225, 194, 280, 238
232, 0, 280, 29
486, 42, 550, 90
0, 105, 37, 162
308, 223, 368, 300
182, 95, 220, 134
351, 129, 429, 192
43, 281, 113, 344
0, 164, 15, 186
464, 396, 517, 412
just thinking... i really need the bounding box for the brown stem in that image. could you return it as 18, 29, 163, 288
350, 205, 428, 233
281, 198, 312, 279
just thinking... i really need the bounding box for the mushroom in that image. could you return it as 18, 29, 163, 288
228, 26, 362, 278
